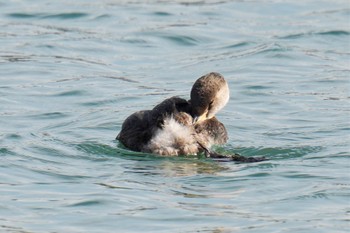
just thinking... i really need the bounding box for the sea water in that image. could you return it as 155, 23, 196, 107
0, 0, 349, 232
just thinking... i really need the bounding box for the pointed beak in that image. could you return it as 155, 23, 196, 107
192, 114, 207, 125
192, 116, 199, 125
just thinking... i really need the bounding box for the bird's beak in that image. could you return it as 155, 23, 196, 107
192, 116, 198, 124
192, 114, 207, 125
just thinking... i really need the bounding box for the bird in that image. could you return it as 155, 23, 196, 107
116, 72, 230, 156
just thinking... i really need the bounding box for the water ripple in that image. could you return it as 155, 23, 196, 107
0, 0, 349, 232
7, 12, 89, 20
278, 30, 350, 39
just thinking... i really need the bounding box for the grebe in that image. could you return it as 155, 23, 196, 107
116, 72, 229, 156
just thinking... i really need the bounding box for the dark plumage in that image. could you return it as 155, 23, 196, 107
117, 72, 229, 156
116, 97, 192, 153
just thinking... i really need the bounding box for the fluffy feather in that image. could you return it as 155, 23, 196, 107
144, 116, 198, 156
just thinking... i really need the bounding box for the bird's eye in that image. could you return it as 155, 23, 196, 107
208, 100, 214, 109
206, 100, 215, 118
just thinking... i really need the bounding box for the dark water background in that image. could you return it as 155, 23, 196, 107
0, 0, 349, 232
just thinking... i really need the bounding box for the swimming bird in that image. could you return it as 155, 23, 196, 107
116, 72, 230, 156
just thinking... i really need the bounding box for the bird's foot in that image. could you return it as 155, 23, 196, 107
197, 142, 267, 163
210, 151, 267, 163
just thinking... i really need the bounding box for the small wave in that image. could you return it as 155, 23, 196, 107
138, 30, 211, 47
42, 13, 88, 19
278, 30, 350, 39
93, 14, 111, 20
75, 142, 111, 153
226, 145, 323, 160
0, 147, 16, 156
120, 37, 150, 46
29, 112, 69, 120
162, 35, 199, 46
102, 75, 139, 83
6, 13, 41, 19
0, 52, 107, 66
7, 12, 89, 20
66, 199, 106, 207
0, 54, 32, 63
181, 42, 291, 66
179, 0, 228, 6
318, 30, 350, 36
152, 11, 173, 17
53, 90, 88, 97
221, 41, 252, 49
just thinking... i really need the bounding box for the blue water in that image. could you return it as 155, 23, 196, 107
1, 0, 349, 232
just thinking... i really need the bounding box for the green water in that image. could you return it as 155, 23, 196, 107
0, 0, 349, 232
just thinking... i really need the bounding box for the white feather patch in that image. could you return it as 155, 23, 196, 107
145, 116, 198, 156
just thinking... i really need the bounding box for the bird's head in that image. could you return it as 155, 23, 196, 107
190, 72, 229, 124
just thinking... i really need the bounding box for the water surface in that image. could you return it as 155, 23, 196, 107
0, 0, 349, 232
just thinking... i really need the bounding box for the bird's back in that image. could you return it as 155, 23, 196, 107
117, 96, 228, 156
117, 96, 191, 152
